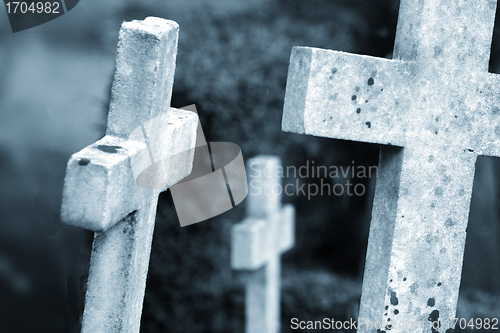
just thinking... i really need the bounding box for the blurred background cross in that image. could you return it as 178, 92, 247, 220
231, 155, 294, 333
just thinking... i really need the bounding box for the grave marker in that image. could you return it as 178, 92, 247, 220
231, 155, 295, 333
282, 0, 500, 331
60, 17, 198, 333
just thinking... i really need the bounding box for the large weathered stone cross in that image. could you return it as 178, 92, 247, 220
60, 17, 198, 333
282, 0, 500, 331
231, 156, 295, 333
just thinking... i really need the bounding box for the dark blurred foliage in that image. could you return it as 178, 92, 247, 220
0, 0, 499, 332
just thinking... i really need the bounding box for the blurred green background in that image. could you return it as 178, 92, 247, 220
0, 0, 499, 332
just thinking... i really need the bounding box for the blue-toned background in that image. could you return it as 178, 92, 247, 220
0, 0, 499, 332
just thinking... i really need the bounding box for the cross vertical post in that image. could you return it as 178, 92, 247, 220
282, 0, 500, 331
231, 156, 295, 333
60, 17, 198, 333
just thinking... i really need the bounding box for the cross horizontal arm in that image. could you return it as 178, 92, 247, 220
61, 135, 145, 231
231, 204, 295, 270
282, 47, 413, 146
61, 108, 198, 232
128, 109, 198, 190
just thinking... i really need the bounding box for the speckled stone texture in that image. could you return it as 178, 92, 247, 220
282, 0, 500, 332
60, 18, 198, 333
231, 156, 295, 333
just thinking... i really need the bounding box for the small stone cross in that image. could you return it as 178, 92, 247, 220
60, 17, 198, 333
231, 156, 295, 333
282, 0, 500, 331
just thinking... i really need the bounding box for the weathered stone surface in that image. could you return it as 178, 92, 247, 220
282, 0, 500, 331
60, 17, 197, 333
231, 156, 295, 333
107, 17, 179, 137
82, 207, 156, 333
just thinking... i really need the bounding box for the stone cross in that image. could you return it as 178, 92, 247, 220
231, 156, 295, 333
60, 17, 198, 333
282, 0, 500, 331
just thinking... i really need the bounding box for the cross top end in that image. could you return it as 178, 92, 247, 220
107, 17, 179, 137
394, 0, 497, 72
246, 155, 282, 219
123, 17, 179, 37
